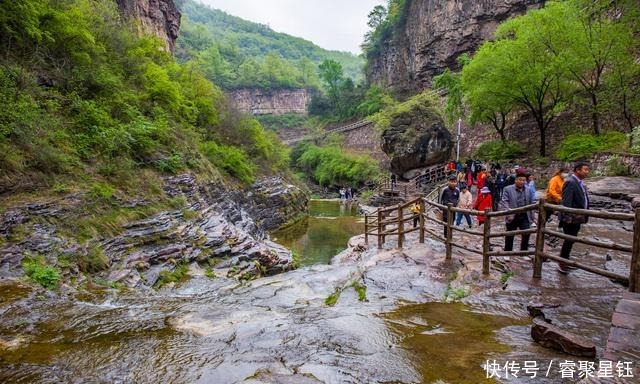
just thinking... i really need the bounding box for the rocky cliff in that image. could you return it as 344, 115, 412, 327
227, 88, 313, 116
116, 0, 181, 53
367, 0, 545, 93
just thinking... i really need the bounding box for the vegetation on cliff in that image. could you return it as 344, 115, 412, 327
0, 0, 288, 196
458, 0, 639, 157
176, 0, 363, 89
361, 0, 409, 60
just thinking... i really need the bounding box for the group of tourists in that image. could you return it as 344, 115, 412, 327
439, 160, 591, 274
339, 187, 354, 201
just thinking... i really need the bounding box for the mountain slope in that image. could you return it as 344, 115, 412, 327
176, 0, 365, 84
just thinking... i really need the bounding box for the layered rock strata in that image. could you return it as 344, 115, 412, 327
227, 88, 312, 115
0, 174, 308, 287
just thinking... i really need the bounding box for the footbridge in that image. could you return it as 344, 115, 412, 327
282, 119, 371, 146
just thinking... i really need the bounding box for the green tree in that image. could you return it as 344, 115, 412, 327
462, 7, 571, 156
318, 59, 344, 108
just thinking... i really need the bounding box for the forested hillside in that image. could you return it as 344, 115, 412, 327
175, 0, 365, 89
0, 0, 288, 196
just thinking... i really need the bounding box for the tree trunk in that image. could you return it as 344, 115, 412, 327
590, 92, 600, 135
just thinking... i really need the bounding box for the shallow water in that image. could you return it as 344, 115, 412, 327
271, 200, 363, 266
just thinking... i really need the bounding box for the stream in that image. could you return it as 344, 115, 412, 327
0, 197, 634, 383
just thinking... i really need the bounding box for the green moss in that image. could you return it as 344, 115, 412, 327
444, 284, 470, 302
22, 256, 61, 289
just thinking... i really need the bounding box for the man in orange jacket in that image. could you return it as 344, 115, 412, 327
545, 167, 569, 221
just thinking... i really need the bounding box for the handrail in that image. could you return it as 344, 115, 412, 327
363, 196, 640, 293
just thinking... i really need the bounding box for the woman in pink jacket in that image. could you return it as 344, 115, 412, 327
474, 186, 493, 225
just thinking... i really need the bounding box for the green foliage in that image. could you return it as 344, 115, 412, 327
362, 0, 409, 59
475, 140, 526, 161
293, 144, 381, 187
351, 282, 367, 302
88, 182, 116, 201
177, 0, 363, 88
22, 256, 61, 289
630, 126, 640, 154
604, 155, 630, 176
500, 271, 515, 285
157, 153, 186, 174
555, 132, 627, 161
461, 0, 640, 155
444, 284, 470, 302
155, 262, 189, 288
200, 141, 256, 184
325, 289, 341, 306
68, 246, 110, 273
369, 91, 444, 130
0, 0, 281, 190
432, 54, 470, 125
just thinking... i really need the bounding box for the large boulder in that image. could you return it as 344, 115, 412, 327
380, 95, 453, 177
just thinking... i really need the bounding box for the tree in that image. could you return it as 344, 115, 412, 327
461, 7, 571, 156
318, 59, 344, 108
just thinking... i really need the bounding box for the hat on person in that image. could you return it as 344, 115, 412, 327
516, 169, 527, 177
480, 187, 490, 193
514, 165, 520, 170
447, 174, 457, 181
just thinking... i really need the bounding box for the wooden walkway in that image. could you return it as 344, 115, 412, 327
605, 291, 640, 362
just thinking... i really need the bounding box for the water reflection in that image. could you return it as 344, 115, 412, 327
271, 200, 363, 266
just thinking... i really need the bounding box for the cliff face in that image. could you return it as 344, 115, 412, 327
227, 88, 313, 116
116, 0, 181, 53
367, 0, 545, 93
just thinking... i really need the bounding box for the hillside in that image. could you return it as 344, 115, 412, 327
176, 0, 365, 88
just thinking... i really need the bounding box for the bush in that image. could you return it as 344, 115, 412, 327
22, 256, 61, 289
555, 132, 627, 161
295, 144, 381, 186
605, 155, 630, 176
630, 126, 640, 154
157, 153, 185, 174
155, 262, 189, 288
475, 140, 526, 161
88, 182, 116, 200
200, 141, 256, 183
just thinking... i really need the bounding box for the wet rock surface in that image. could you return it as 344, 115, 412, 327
0, 174, 307, 286
586, 176, 640, 209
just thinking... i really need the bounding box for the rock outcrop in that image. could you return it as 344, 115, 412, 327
380, 100, 453, 177
366, 0, 545, 93
0, 174, 308, 287
116, 0, 181, 53
227, 88, 313, 115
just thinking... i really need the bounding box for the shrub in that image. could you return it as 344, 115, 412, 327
157, 153, 185, 174
155, 262, 189, 288
295, 144, 381, 186
200, 141, 256, 183
22, 256, 61, 289
555, 132, 627, 161
630, 126, 640, 154
475, 140, 526, 161
605, 155, 630, 176
88, 182, 116, 200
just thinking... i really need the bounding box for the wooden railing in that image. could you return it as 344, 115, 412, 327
376, 164, 449, 200
364, 197, 640, 293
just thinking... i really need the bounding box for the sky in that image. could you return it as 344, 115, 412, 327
195, 0, 386, 54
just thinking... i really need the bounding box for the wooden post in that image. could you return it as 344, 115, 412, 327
377, 209, 383, 249
533, 199, 547, 279
419, 199, 425, 244
397, 205, 404, 248
446, 203, 454, 260
630, 208, 640, 293
364, 215, 369, 244
482, 209, 491, 275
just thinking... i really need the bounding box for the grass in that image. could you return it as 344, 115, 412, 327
22, 256, 61, 289
154, 262, 189, 288
325, 289, 341, 306
444, 284, 470, 302
500, 271, 515, 285
351, 282, 367, 302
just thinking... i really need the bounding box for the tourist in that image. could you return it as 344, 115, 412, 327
410, 200, 422, 228
499, 170, 535, 252
557, 162, 591, 274
545, 167, 569, 221
339, 188, 346, 201
440, 174, 460, 237
496, 169, 507, 200
474, 186, 493, 226
455, 182, 473, 228
527, 174, 537, 203
457, 167, 466, 183
477, 167, 487, 191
